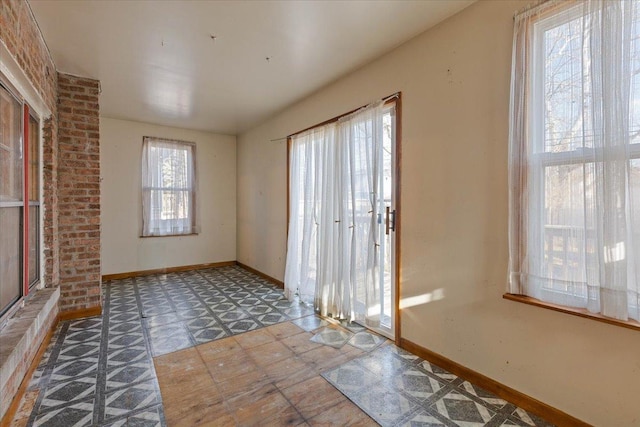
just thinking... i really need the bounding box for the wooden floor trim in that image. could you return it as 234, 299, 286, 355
235, 262, 284, 289
0, 314, 59, 427
399, 338, 590, 427
58, 305, 102, 321
101, 261, 237, 281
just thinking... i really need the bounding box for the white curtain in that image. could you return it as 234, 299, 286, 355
508, 0, 640, 321
285, 101, 385, 326
142, 137, 197, 236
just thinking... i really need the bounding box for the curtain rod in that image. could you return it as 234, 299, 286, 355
270, 92, 400, 142
513, 0, 565, 20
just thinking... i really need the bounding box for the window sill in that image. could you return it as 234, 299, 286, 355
503, 293, 640, 332
139, 233, 199, 239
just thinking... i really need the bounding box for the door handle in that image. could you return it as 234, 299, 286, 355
390, 209, 396, 232
385, 207, 396, 235
385, 207, 390, 235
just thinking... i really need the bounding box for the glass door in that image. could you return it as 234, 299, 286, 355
375, 104, 397, 338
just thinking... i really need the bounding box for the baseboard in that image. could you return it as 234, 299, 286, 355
399, 338, 589, 427
0, 314, 59, 427
58, 305, 102, 321
101, 261, 237, 281
236, 262, 284, 289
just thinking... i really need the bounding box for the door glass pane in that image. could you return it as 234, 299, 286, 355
0, 84, 23, 314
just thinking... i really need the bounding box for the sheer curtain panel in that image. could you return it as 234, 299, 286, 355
285, 101, 385, 326
508, 0, 640, 321
142, 137, 197, 237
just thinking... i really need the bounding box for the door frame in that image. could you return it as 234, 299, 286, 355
285, 92, 403, 346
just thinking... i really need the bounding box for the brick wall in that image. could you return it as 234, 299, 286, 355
0, 0, 59, 287
57, 73, 101, 312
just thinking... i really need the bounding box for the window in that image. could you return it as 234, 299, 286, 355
508, 1, 640, 322
0, 79, 41, 316
141, 137, 196, 236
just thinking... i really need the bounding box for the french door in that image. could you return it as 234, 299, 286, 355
285, 97, 400, 340
354, 103, 397, 339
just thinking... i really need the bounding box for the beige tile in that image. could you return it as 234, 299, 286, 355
234, 328, 274, 350
246, 340, 294, 367
307, 399, 377, 427
216, 365, 270, 401
263, 356, 317, 390
205, 350, 256, 383
154, 348, 213, 390
159, 374, 220, 408
266, 321, 305, 340
164, 396, 230, 427
196, 336, 242, 363
224, 381, 280, 412
281, 332, 323, 355
233, 390, 304, 426
281, 376, 346, 420
299, 345, 352, 373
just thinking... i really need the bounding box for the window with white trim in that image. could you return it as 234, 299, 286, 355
0, 78, 42, 317
141, 137, 197, 237
508, 1, 640, 321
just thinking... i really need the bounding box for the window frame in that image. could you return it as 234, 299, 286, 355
141, 136, 197, 238
0, 77, 43, 318
505, 2, 640, 331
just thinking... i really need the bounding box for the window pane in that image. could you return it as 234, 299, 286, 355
142, 138, 195, 236
29, 115, 39, 201
543, 15, 590, 153
28, 206, 39, 286
0, 85, 23, 314
0, 86, 23, 201
543, 164, 595, 292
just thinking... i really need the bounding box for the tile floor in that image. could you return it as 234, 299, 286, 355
9, 266, 556, 427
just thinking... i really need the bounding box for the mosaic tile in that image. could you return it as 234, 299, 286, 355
322, 360, 378, 393
420, 360, 458, 383
104, 380, 160, 420
40, 377, 96, 409
348, 331, 385, 352
292, 315, 328, 331
431, 390, 496, 426
511, 408, 556, 427
226, 318, 260, 334
460, 381, 509, 409
396, 408, 452, 427
56, 341, 101, 361
106, 361, 155, 391
189, 326, 229, 344
20, 266, 557, 427
32, 399, 94, 427
352, 383, 417, 426
127, 404, 165, 427
50, 357, 99, 383
310, 327, 353, 348
256, 311, 289, 325
393, 366, 445, 401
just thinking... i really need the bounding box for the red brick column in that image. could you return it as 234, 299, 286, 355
57, 73, 101, 312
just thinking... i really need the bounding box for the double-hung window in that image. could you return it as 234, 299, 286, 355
0, 78, 42, 317
141, 137, 197, 237
508, 0, 640, 322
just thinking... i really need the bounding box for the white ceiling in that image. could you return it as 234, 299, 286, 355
29, 0, 474, 135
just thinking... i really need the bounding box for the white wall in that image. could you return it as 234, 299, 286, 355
101, 117, 236, 275
236, 1, 640, 425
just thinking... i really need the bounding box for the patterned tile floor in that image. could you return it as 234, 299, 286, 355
12, 265, 556, 427
18, 266, 314, 427
322, 345, 555, 427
